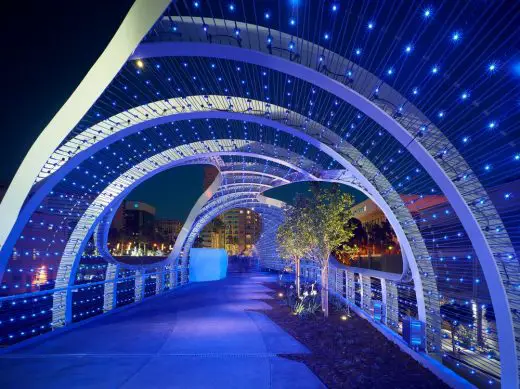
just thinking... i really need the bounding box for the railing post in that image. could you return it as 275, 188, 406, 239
134, 269, 145, 302
361, 275, 372, 312
103, 263, 119, 312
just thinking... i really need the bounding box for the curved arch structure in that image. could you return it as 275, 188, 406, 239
1, 1, 519, 387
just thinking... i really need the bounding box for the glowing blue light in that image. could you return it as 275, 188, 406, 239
432, 66, 439, 74
488, 62, 497, 72
461, 92, 469, 100
324, 33, 330, 40
462, 136, 469, 143
412, 87, 419, 95
332, 4, 338, 12
515, 154, 520, 161
438, 111, 445, 118
488, 121, 497, 129
289, 41, 295, 50
228, 4, 235, 11
267, 35, 273, 44
484, 164, 491, 171
264, 12, 270, 19
193, 1, 199, 8
405, 44, 413, 54
451, 31, 461, 42
423, 8, 432, 18
355, 48, 361, 56
289, 18, 296, 26
368, 21, 375, 30
234, 27, 241, 36
505, 193, 511, 199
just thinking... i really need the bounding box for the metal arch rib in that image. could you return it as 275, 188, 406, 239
131, 41, 519, 382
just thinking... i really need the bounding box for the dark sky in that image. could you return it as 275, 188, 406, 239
1, 1, 367, 222
1, 0, 134, 186
0, 1, 209, 220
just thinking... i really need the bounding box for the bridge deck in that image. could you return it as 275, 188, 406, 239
0, 273, 324, 388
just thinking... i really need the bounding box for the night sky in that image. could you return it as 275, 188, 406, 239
1, 1, 366, 221
0, 1, 209, 220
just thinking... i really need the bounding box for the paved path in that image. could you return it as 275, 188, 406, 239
0, 273, 324, 389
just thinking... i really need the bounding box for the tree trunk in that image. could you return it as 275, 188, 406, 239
321, 261, 329, 317
295, 257, 301, 298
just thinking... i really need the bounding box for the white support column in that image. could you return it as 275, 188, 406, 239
134, 269, 145, 302
361, 275, 372, 312
51, 290, 68, 328
346, 271, 355, 302
382, 278, 400, 332
155, 268, 165, 295
103, 263, 119, 312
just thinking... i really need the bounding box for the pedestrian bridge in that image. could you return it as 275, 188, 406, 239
1, 1, 519, 387
0, 273, 324, 388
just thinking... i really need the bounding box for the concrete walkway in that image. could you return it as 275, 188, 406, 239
0, 273, 325, 389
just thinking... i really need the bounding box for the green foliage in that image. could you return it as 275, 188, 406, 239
294, 183, 357, 264
276, 202, 308, 263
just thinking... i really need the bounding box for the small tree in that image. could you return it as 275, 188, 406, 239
278, 183, 357, 317
276, 204, 308, 297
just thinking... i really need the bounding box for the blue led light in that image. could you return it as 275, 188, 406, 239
461, 91, 469, 100
515, 154, 520, 161
228, 4, 235, 11
332, 4, 338, 12
488, 62, 497, 72
368, 21, 375, 30
288, 41, 295, 50
488, 121, 497, 129
432, 65, 439, 74
451, 31, 461, 42
264, 12, 270, 19
289, 18, 296, 26
387, 68, 394, 76
438, 111, 445, 118
193, 1, 199, 8
266, 35, 273, 44
324, 33, 330, 40
412, 87, 419, 95
423, 8, 432, 18
405, 44, 413, 54
484, 164, 491, 171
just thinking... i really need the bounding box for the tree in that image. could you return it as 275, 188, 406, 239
276, 204, 308, 297
278, 183, 357, 317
